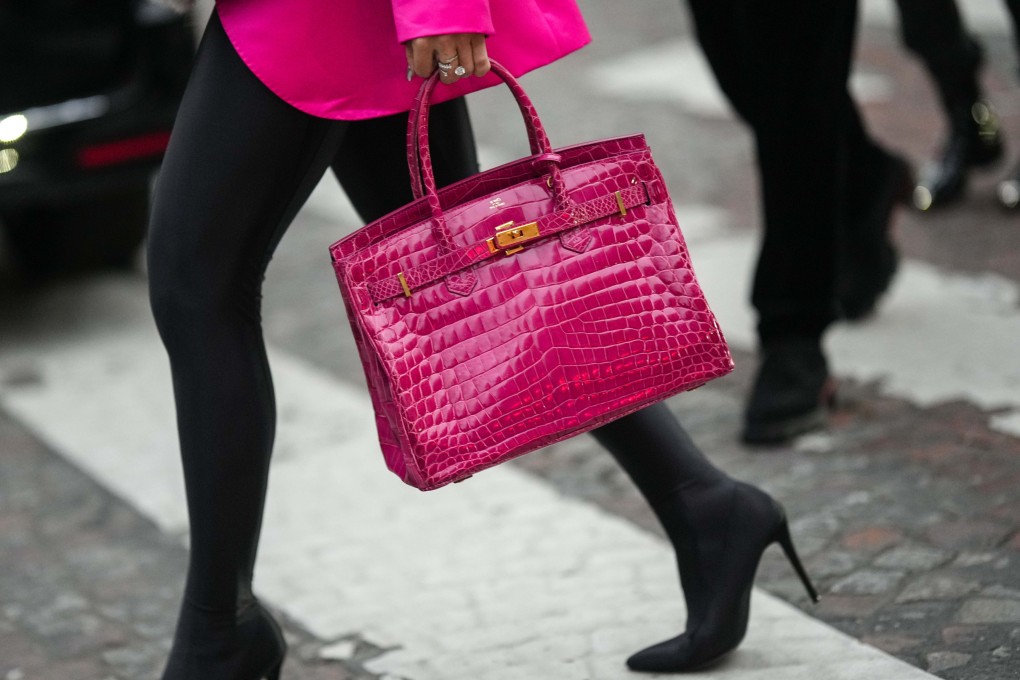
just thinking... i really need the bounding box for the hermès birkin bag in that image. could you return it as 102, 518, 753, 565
329, 61, 733, 490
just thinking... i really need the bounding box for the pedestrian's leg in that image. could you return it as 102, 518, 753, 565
683, 0, 759, 127
690, 0, 849, 339
896, 0, 982, 105
147, 12, 347, 679
744, 0, 856, 443
744, 0, 855, 343
591, 403, 817, 672
1008, 0, 1020, 67
895, 0, 1004, 209
995, 0, 1020, 209
837, 97, 911, 321
686, 0, 855, 443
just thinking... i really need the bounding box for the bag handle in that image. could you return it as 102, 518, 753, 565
406, 61, 548, 201
406, 60, 574, 269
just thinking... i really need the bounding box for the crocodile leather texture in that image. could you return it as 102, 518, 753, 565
329, 62, 733, 490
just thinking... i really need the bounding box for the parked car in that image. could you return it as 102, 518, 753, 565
0, 0, 194, 276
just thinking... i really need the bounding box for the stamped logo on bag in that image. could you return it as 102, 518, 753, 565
489, 197, 506, 210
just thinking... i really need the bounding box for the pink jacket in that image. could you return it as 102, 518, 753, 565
215, 0, 591, 120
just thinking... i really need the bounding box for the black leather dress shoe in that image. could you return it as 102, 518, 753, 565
913, 101, 1004, 211
742, 338, 835, 446
838, 153, 912, 321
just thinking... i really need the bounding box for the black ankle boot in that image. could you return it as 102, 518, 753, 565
913, 100, 1004, 210
627, 481, 819, 673
161, 599, 286, 680
742, 337, 835, 445
839, 152, 911, 321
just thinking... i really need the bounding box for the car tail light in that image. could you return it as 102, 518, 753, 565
76, 131, 172, 169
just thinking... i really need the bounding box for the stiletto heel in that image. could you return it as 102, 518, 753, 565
773, 517, 820, 603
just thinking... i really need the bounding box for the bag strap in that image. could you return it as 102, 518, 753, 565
366, 182, 650, 303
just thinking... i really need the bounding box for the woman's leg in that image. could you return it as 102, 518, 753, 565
591, 404, 727, 504
591, 404, 731, 637
592, 404, 816, 672
147, 12, 347, 677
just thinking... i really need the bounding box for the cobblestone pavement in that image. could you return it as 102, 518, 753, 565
2, 2, 1020, 679
0, 409, 387, 680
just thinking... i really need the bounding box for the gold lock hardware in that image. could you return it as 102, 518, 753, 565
487, 220, 540, 255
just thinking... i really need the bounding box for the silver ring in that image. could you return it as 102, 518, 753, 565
453, 66, 467, 77
437, 62, 453, 72
437, 54, 459, 65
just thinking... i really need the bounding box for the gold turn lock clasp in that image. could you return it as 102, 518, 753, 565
486, 220, 540, 256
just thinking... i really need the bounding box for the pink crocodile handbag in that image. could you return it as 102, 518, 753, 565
329, 61, 733, 491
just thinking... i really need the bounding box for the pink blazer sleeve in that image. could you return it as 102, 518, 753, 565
391, 0, 495, 43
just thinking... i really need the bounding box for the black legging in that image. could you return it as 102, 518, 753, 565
149, 11, 730, 621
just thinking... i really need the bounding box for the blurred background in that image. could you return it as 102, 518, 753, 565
1, 1, 1018, 679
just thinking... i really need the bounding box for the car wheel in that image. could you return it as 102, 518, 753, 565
2, 185, 149, 278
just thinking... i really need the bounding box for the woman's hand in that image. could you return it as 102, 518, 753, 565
406, 33, 490, 85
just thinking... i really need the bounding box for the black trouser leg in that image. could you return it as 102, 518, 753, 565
1009, 0, 1020, 68
844, 103, 891, 211
895, 0, 1008, 212
149, 11, 478, 616
896, 0, 983, 110
686, 0, 858, 343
